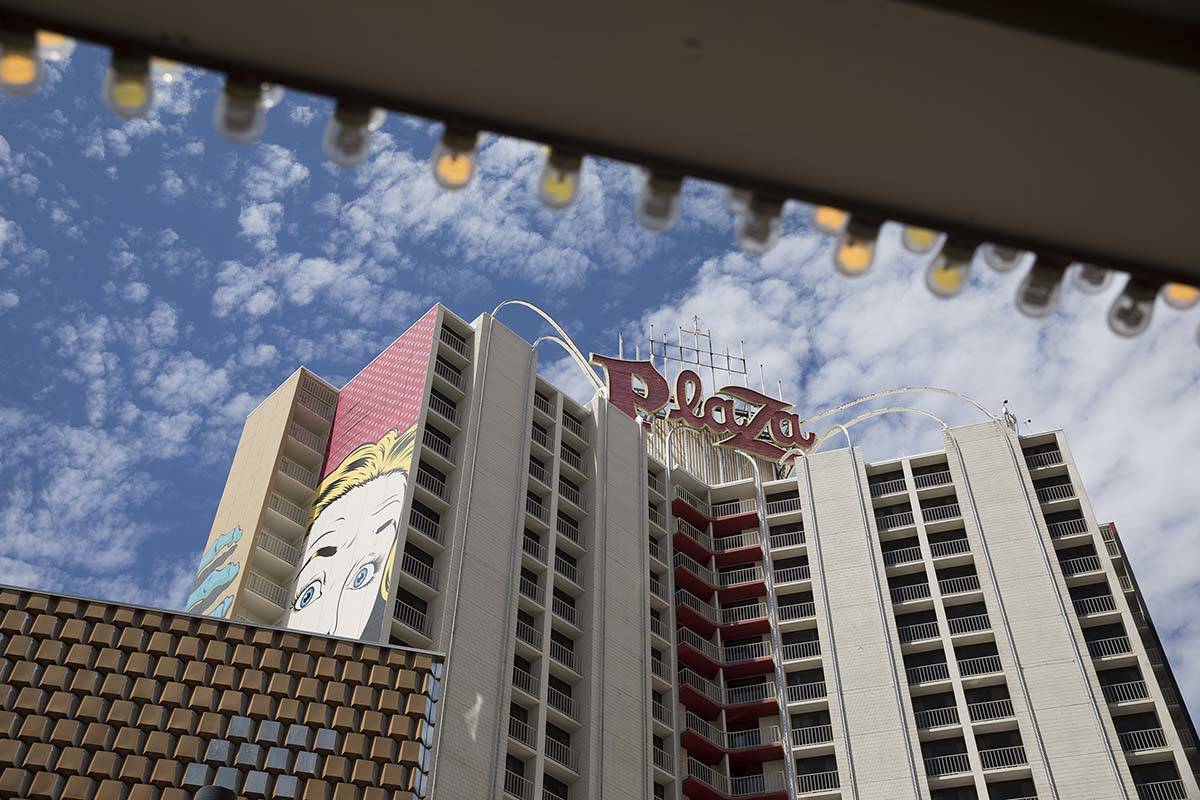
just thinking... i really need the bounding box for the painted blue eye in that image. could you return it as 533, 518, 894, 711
350, 562, 376, 590
294, 578, 322, 610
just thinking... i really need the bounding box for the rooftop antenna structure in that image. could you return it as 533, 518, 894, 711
648, 316, 749, 396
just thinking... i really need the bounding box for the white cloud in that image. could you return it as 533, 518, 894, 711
239, 343, 278, 367
242, 144, 310, 202
288, 104, 317, 127
160, 169, 186, 199
148, 352, 230, 413
238, 202, 284, 253
122, 282, 149, 303
0, 290, 18, 311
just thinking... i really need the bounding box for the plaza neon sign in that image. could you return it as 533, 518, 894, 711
590, 355, 816, 460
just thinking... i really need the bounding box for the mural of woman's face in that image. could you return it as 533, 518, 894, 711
287, 472, 407, 638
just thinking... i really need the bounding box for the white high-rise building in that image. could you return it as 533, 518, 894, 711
195, 303, 1199, 800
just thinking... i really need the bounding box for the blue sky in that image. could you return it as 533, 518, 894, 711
1, 42, 1198, 712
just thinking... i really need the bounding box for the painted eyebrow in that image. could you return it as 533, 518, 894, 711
304, 530, 338, 553
297, 545, 338, 576
370, 496, 405, 516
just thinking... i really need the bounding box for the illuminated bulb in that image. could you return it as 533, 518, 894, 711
323, 103, 374, 168
1161, 282, 1199, 311
925, 243, 976, 298
1071, 263, 1111, 294
261, 83, 285, 109
981, 244, 1024, 272
901, 226, 941, 255
1107, 277, 1158, 337
735, 196, 783, 255
812, 206, 849, 236
215, 79, 269, 144
1015, 260, 1066, 318
834, 219, 878, 276
538, 149, 583, 209
150, 58, 182, 84
36, 31, 75, 63
635, 172, 683, 233
432, 126, 480, 190
103, 54, 153, 119
0, 31, 40, 95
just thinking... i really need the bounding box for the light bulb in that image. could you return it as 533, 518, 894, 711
261, 83, 285, 109
735, 197, 783, 255
636, 172, 682, 233
1072, 263, 1111, 294
36, 31, 75, 63
432, 126, 479, 190
538, 149, 583, 209
104, 54, 153, 119
981, 244, 1024, 272
367, 108, 387, 131
834, 219, 878, 276
925, 243, 975, 298
1107, 277, 1158, 337
1015, 260, 1066, 318
215, 79, 268, 144
150, 58, 182, 84
0, 31, 40, 95
1161, 282, 1199, 311
323, 103, 374, 168
812, 206, 848, 236
901, 226, 941, 255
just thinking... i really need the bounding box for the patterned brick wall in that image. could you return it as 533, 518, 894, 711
0, 586, 443, 800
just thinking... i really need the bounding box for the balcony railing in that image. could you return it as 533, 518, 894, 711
796, 770, 840, 794
791, 724, 833, 747
725, 639, 772, 664
394, 598, 429, 635
526, 496, 548, 523
557, 515, 581, 547
713, 530, 759, 553
930, 538, 970, 558
653, 745, 673, 773
509, 716, 536, 748
938, 575, 981, 596
765, 496, 803, 515
549, 640, 578, 672
531, 426, 551, 453
400, 553, 437, 588
947, 613, 991, 635
519, 576, 544, 606
781, 640, 820, 661
686, 758, 787, 797
433, 358, 464, 390
279, 456, 319, 489
1059, 555, 1102, 576
409, 506, 442, 544
719, 563, 765, 587
543, 788, 566, 800
650, 615, 670, 641
552, 596, 578, 626
547, 685, 579, 721
924, 752, 971, 776
533, 393, 554, 417
958, 654, 1003, 677
244, 571, 288, 608
770, 527, 805, 549
1119, 728, 1168, 752
906, 662, 950, 684
648, 536, 664, 563
1135, 780, 1189, 800
979, 745, 1027, 769
680, 668, 777, 707
1025, 449, 1064, 469
559, 479, 582, 508
523, 536, 546, 563
1047, 517, 1088, 538
503, 770, 533, 800
876, 510, 916, 531
1072, 595, 1117, 616
676, 551, 718, 584
915, 706, 959, 728
1105, 539, 1121, 559
267, 492, 309, 528
512, 665, 538, 696
647, 472, 664, 495
650, 574, 667, 601
422, 429, 454, 462
287, 422, 323, 452
898, 621, 940, 643
869, 477, 907, 497
676, 588, 718, 624
561, 412, 586, 441
890, 583, 931, 603
296, 388, 336, 420
651, 658, 668, 682
883, 545, 923, 566
1101, 680, 1148, 703
722, 602, 769, 626
528, 459, 548, 485
775, 564, 811, 584
922, 503, 962, 522
648, 505, 665, 529
787, 681, 826, 703
429, 392, 458, 425
256, 528, 300, 566
516, 619, 542, 649
1036, 483, 1076, 503
544, 736, 579, 772
439, 326, 469, 357
686, 711, 780, 751
675, 485, 711, 517
1086, 635, 1132, 658
416, 467, 447, 500
652, 699, 673, 727
560, 445, 584, 473
711, 498, 758, 518
677, 518, 713, 551
968, 698, 1014, 722
554, 554, 579, 584
914, 470, 953, 489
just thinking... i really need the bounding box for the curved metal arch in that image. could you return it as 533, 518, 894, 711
811, 406, 950, 452
493, 299, 607, 397
802, 386, 995, 430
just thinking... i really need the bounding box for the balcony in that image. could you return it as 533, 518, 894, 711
416, 466, 448, 501
782, 640, 821, 662
1025, 449, 1064, 469
651, 657, 669, 683
770, 527, 805, 549
652, 698, 673, 727
791, 724, 833, 748
906, 662, 950, 685
296, 387, 336, 421
930, 538, 971, 559
915, 706, 960, 729
679, 668, 778, 720
287, 422, 324, 453
557, 515, 582, 548
653, 745, 674, 774
1047, 517, 1088, 539
1135, 780, 1188, 800
648, 471, 664, 496
979, 745, 1027, 770
549, 640, 579, 674
958, 655, 1003, 678
544, 736, 579, 772
526, 495, 549, 524
648, 536, 665, 564
528, 458, 548, 486
554, 554, 580, 586
675, 518, 715, 561
1086, 635, 1132, 659
547, 685, 580, 723
428, 392, 459, 426
779, 602, 815, 623
561, 412, 586, 442
1072, 595, 1117, 616
721, 602, 770, 631
883, 545, 924, 567
774, 564, 812, 585
683, 711, 784, 766
650, 615, 670, 642
523, 536, 547, 564
786, 681, 827, 704
433, 357, 464, 391
713, 531, 760, 556
519, 576, 545, 607
650, 574, 668, 602
531, 424, 551, 452
255, 528, 300, 567
243, 571, 288, 609
515, 619, 542, 650
765, 496, 803, 516
938, 575, 981, 597
649, 505, 665, 530
675, 485, 712, 518
1119, 728, 1169, 752
712, 498, 758, 519
509, 716, 536, 748
968, 698, 1014, 722
512, 665, 539, 698
924, 752, 971, 777
898, 621, 940, 644
1059, 555, 1103, 577
684, 757, 788, 800
400, 553, 438, 589
947, 614, 991, 636
552, 596, 578, 627
278, 456, 319, 490
533, 393, 555, 418
439, 326, 470, 359
796, 770, 840, 795
869, 477, 907, 498
922, 503, 962, 523
559, 479, 583, 509
560, 446, 585, 476
267, 492, 309, 529
409, 506, 443, 546
876, 510, 916, 532
393, 598, 430, 637
677, 628, 773, 678
503, 770, 533, 800
717, 563, 767, 601
1036, 483, 1076, 503
890, 583, 932, 604
1101, 680, 1149, 704
913, 470, 953, 489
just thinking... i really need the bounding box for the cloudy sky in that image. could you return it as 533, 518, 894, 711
1, 43, 1197, 712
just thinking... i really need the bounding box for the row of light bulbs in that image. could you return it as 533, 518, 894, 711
3, 31, 1198, 345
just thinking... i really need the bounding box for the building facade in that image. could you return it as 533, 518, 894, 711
198, 303, 1199, 800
